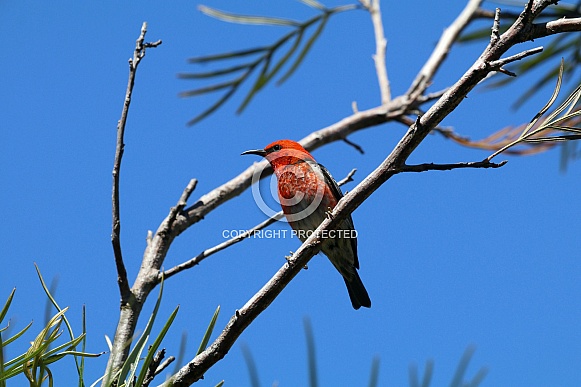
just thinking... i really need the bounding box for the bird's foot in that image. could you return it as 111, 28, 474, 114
325, 207, 334, 219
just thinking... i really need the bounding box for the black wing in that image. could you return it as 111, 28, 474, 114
317, 163, 359, 269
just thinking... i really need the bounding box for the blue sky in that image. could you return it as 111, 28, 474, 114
1, 1, 580, 386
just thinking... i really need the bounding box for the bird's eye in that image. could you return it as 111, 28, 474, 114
272, 144, 282, 151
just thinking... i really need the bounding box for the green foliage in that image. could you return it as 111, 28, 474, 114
179, 1, 359, 125
240, 319, 486, 387
0, 266, 101, 387
98, 277, 221, 387
100, 277, 181, 387
487, 59, 581, 160
195, 305, 220, 357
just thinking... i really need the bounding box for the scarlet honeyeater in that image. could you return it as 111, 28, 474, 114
242, 139, 371, 309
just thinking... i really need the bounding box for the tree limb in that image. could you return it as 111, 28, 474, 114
105, 22, 162, 383
111, 22, 161, 304
397, 160, 507, 173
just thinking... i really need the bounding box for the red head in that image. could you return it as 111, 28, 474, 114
241, 139, 315, 171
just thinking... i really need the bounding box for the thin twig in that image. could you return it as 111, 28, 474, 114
142, 349, 167, 387
397, 160, 507, 173
531, 17, 581, 37
361, 0, 390, 103
111, 22, 161, 302
487, 46, 544, 70
490, 8, 501, 46
343, 138, 365, 154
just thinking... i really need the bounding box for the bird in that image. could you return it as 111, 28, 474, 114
242, 139, 371, 309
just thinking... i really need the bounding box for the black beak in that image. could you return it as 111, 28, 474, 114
241, 149, 267, 157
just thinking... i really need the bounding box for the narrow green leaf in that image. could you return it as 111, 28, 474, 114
521, 59, 564, 138
459, 25, 510, 43
44, 350, 102, 366
43, 333, 86, 359
196, 305, 221, 356
468, 366, 489, 387
199, 5, 300, 27
264, 31, 304, 84
104, 335, 112, 352
367, 356, 380, 387
79, 305, 86, 387
549, 84, 581, 123
88, 374, 105, 387
420, 360, 434, 387
512, 61, 565, 110
179, 79, 239, 97
187, 86, 238, 126
109, 276, 166, 386
278, 14, 329, 85
2, 321, 33, 346
525, 135, 581, 142
172, 331, 188, 376
237, 54, 272, 113
214, 381, 225, 387
0, 289, 15, 324
134, 306, 180, 387
0, 330, 5, 387
125, 334, 150, 386
241, 344, 260, 387
188, 47, 268, 63
304, 318, 318, 387
450, 346, 475, 387
35, 263, 81, 382
178, 63, 252, 79
545, 124, 581, 133
299, 0, 326, 10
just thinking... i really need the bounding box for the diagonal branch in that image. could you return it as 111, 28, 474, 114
398, 160, 507, 173
111, 22, 161, 303
160, 169, 356, 280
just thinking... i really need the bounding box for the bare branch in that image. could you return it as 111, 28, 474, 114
531, 17, 581, 38
490, 8, 501, 46
337, 168, 357, 186
143, 349, 169, 387
111, 22, 161, 303
397, 160, 507, 173
407, 0, 482, 100
343, 137, 365, 154
361, 0, 390, 103
487, 47, 544, 70
106, 22, 162, 382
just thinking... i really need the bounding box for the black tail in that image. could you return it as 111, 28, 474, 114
344, 271, 371, 309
